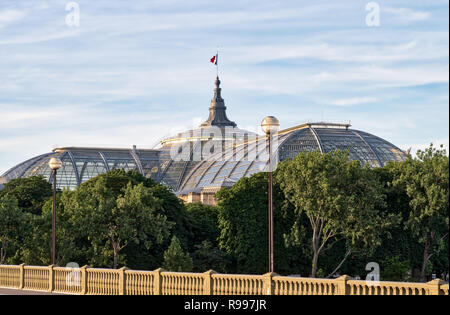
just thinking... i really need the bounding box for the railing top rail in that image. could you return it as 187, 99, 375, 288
161, 271, 204, 277
23, 266, 48, 270
85, 268, 120, 273
211, 273, 264, 280
272, 276, 338, 283
0, 265, 20, 269
124, 269, 154, 274
347, 279, 429, 288
53, 266, 80, 271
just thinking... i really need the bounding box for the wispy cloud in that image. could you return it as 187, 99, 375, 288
329, 97, 379, 107
0, 30, 80, 45
0, 9, 26, 28
384, 7, 431, 24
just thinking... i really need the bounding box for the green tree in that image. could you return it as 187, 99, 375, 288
0, 195, 29, 264
217, 172, 308, 275
0, 176, 52, 215
191, 240, 231, 273
80, 169, 152, 196
20, 193, 64, 265
83, 169, 188, 242
276, 150, 396, 277
20, 191, 90, 266
360, 162, 424, 280
381, 256, 411, 281
163, 236, 193, 272
185, 202, 231, 272
63, 178, 172, 268
17, 170, 183, 269
149, 182, 191, 251
185, 202, 220, 250
83, 169, 191, 265
394, 144, 449, 282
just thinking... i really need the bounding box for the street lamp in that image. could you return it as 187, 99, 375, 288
261, 116, 280, 273
48, 157, 62, 265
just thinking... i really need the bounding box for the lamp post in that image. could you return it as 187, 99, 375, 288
48, 157, 62, 265
261, 116, 280, 273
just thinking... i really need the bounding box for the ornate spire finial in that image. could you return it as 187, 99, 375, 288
213, 76, 223, 102
200, 76, 237, 128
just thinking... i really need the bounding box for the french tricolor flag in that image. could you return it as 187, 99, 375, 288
210, 54, 218, 65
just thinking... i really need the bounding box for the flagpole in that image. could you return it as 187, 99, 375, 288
216, 50, 219, 77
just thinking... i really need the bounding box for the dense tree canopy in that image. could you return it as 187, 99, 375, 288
184, 202, 231, 273
0, 146, 447, 282
216, 172, 308, 275
163, 236, 193, 272
393, 144, 449, 281
62, 179, 172, 268
0, 195, 29, 264
276, 150, 397, 277
0, 176, 52, 215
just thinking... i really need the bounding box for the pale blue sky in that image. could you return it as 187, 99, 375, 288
0, 0, 448, 174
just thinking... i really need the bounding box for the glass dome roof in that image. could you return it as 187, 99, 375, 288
176, 122, 407, 195
1, 147, 160, 190
157, 125, 257, 191
1, 123, 406, 193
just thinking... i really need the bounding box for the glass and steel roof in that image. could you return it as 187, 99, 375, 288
158, 126, 257, 191
1, 147, 160, 190
176, 123, 407, 194
1, 123, 407, 193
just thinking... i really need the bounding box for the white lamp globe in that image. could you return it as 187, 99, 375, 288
261, 116, 280, 135
48, 157, 63, 171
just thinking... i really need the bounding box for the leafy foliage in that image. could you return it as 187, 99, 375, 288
393, 144, 449, 281
0, 176, 52, 215
276, 150, 397, 277
380, 256, 411, 282
62, 177, 172, 268
184, 202, 231, 272
185, 202, 220, 249
217, 172, 308, 275
163, 236, 193, 272
0, 195, 29, 264
191, 240, 231, 273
